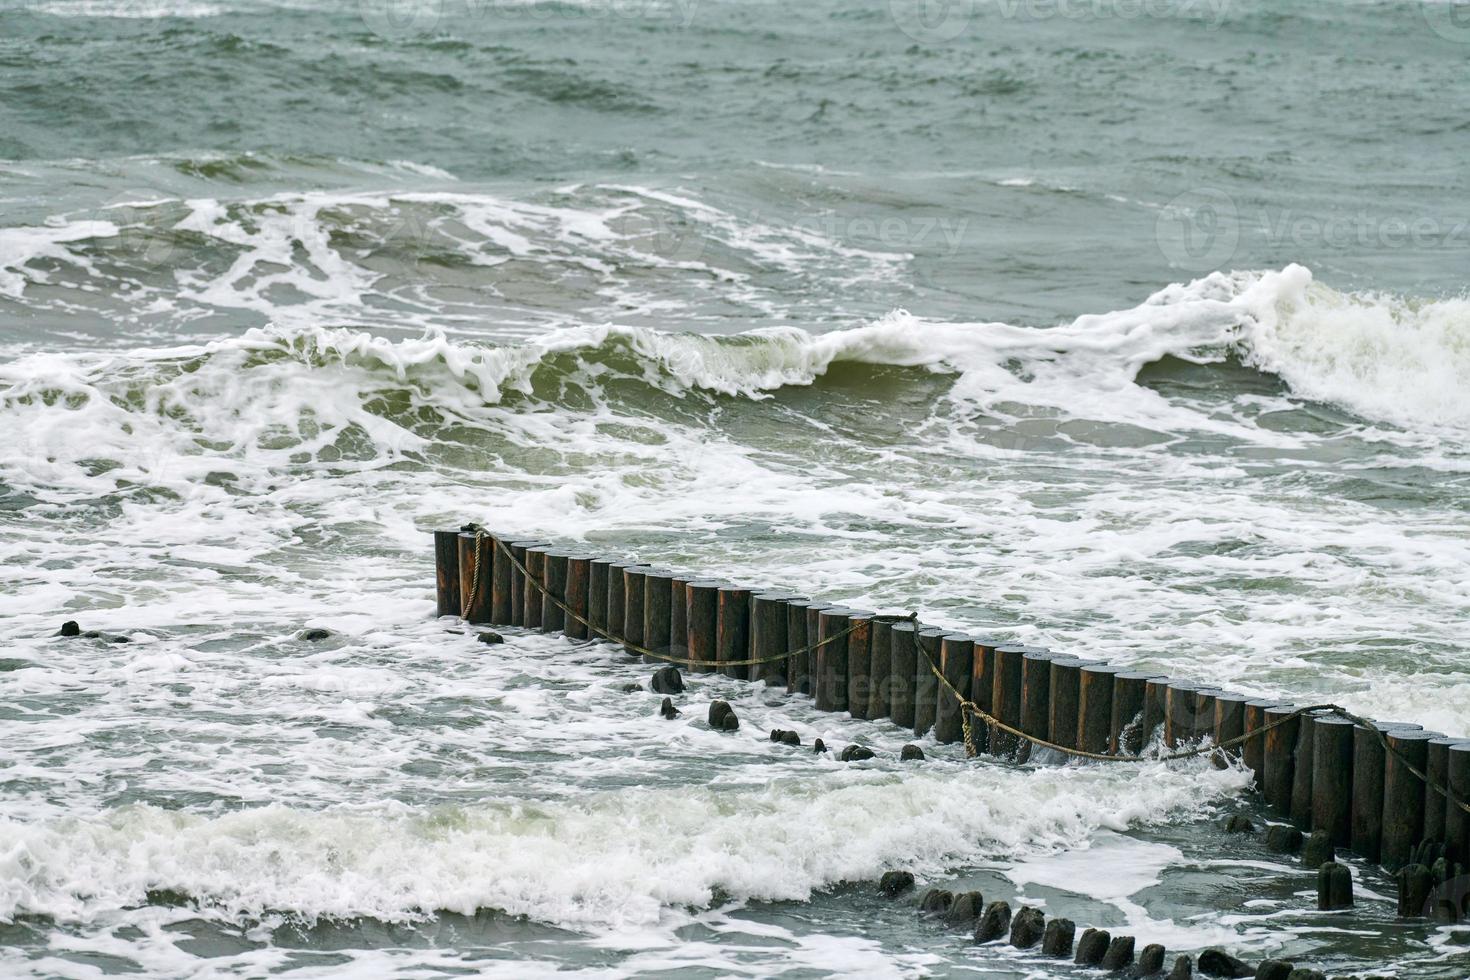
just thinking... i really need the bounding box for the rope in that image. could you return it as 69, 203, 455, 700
465, 528, 1470, 817
483, 529, 885, 670
906, 622, 1470, 815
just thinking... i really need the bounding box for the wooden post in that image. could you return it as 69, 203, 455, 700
643, 570, 674, 663
913, 627, 945, 737
459, 530, 494, 624
434, 530, 462, 618
716, 585, 753, 679
563, 553, 591, 639
541, 549, 569, 633
669, 574, 692, 659
523, 545, 551, 630
1142, 676, 1174, 751
788, 600, 829, 696
1243, 699, 1280, 788
622, 566, 651, 655
587, 557, 613, 639
846, 613, 876, 719
969, 637, 999, 755
806, 603, 833, 697
1424, 736, 1460, 851
1110, 671, 1160, 756
1163, 681, 1202, 748
1079, 664, 1125, 756
1311, 715, 1355, 848
1382, 729, 1437, 869
815, 607, 854, 712
1351, 720, 1407, 864
1191, 689, 1222, 746
1019, 650, 1054, 754
686, 579, 723, 673
888, 620, 918, 726
935, 633, 974, 743
1447, 742, 1470, 865
1291, 709, 1321, 829
1213, 693, 1249, 756
1048, 658, 1085, 753
990, 644, 1026, 757
751, 591, 796, 686
490, 533, 513, 625
867, 617, 894, 720
506, 540, 544, 629
1263, 704, 1300, 815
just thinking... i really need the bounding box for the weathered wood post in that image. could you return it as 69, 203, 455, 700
847, 613, 876, 719
458, 530, 495, 623
1263, 704, 1300, 815
1311, 715, 1355, 848
888, 620, 918, 726
563, 552, 591, 638
622, 566, 652, 655
1424, 736, 1460, 851
1142, 676, 1174, 752
968, 638, 999, 755
717, 585, 753, 679
1048, 658, 1085, 753
1290, 709, 1321, 829
913, 627, 945, 737
1351, 720, 1411, 863
751, 591, 795, 686
490, 533, 514, 625
990, 645, 1027, 757
1447, 742, 1470, 864
1019, 649, 1054, 755
1112, 672, 1162, 756
1382, 729, 1437, 869
506, 540, 544, 628
523, 545, 551, 630
669, 574, 692, 658
1192, 689, 1222, 746
434, 530, 462, 618
867, 617, 894, 720
1243, 699, 1280, 787
1079, 664, 1125, 756
643, 570, 675, 662
935, 633, 974, 743
815, 607, 854, 713
788, 600, 829, 696
686, 579, 723, 673
1163, 681, 1202, 748
605, 559, 638, 642
1213, 693, 1249, 759
541, 549, 570, 633
587, 557, 614, 638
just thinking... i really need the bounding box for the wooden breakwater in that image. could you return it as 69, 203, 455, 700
435, 527, 1470, 920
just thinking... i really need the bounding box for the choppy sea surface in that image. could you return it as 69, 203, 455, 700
2, 0, 1469, 975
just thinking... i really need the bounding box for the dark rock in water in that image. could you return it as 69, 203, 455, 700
1168, 956, 1194, 980
82, 630, 102, 639
779, 730, 801, 746
973, 900, 1011, 943
918, 888, 953, 916
1302, 830, 1334, 868
1009, 906, 1044, 948
878, 870, 915, 898
1074, 927, 1110, 965
1284, 971, 1325, 980
1264, 825, 1303, 854
651, 666, 684, 694
1255, 961, 1293, 980
299, 627, 333, 641
900, 744, 925, 761
944, 890, 983, 929
144, 887, 194, 908
1138, 943, 1167, 975
839, 744, 875, 762
1199, 948, 1252, 977
620, 682, 642, 693
770, 728, 787, 742
109, 634, 131, 644
719, 713, 739, 731
1041, 917, 1075, 957
477, 631, 504, 645
1317, 861, 1352, 911
659, 697, 680, 719
708, 700, 736, 730
813, 738, 827, 754
58, 620, 80, 637
1101, 935, 1136, 970
1223, 814, 1254, 834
